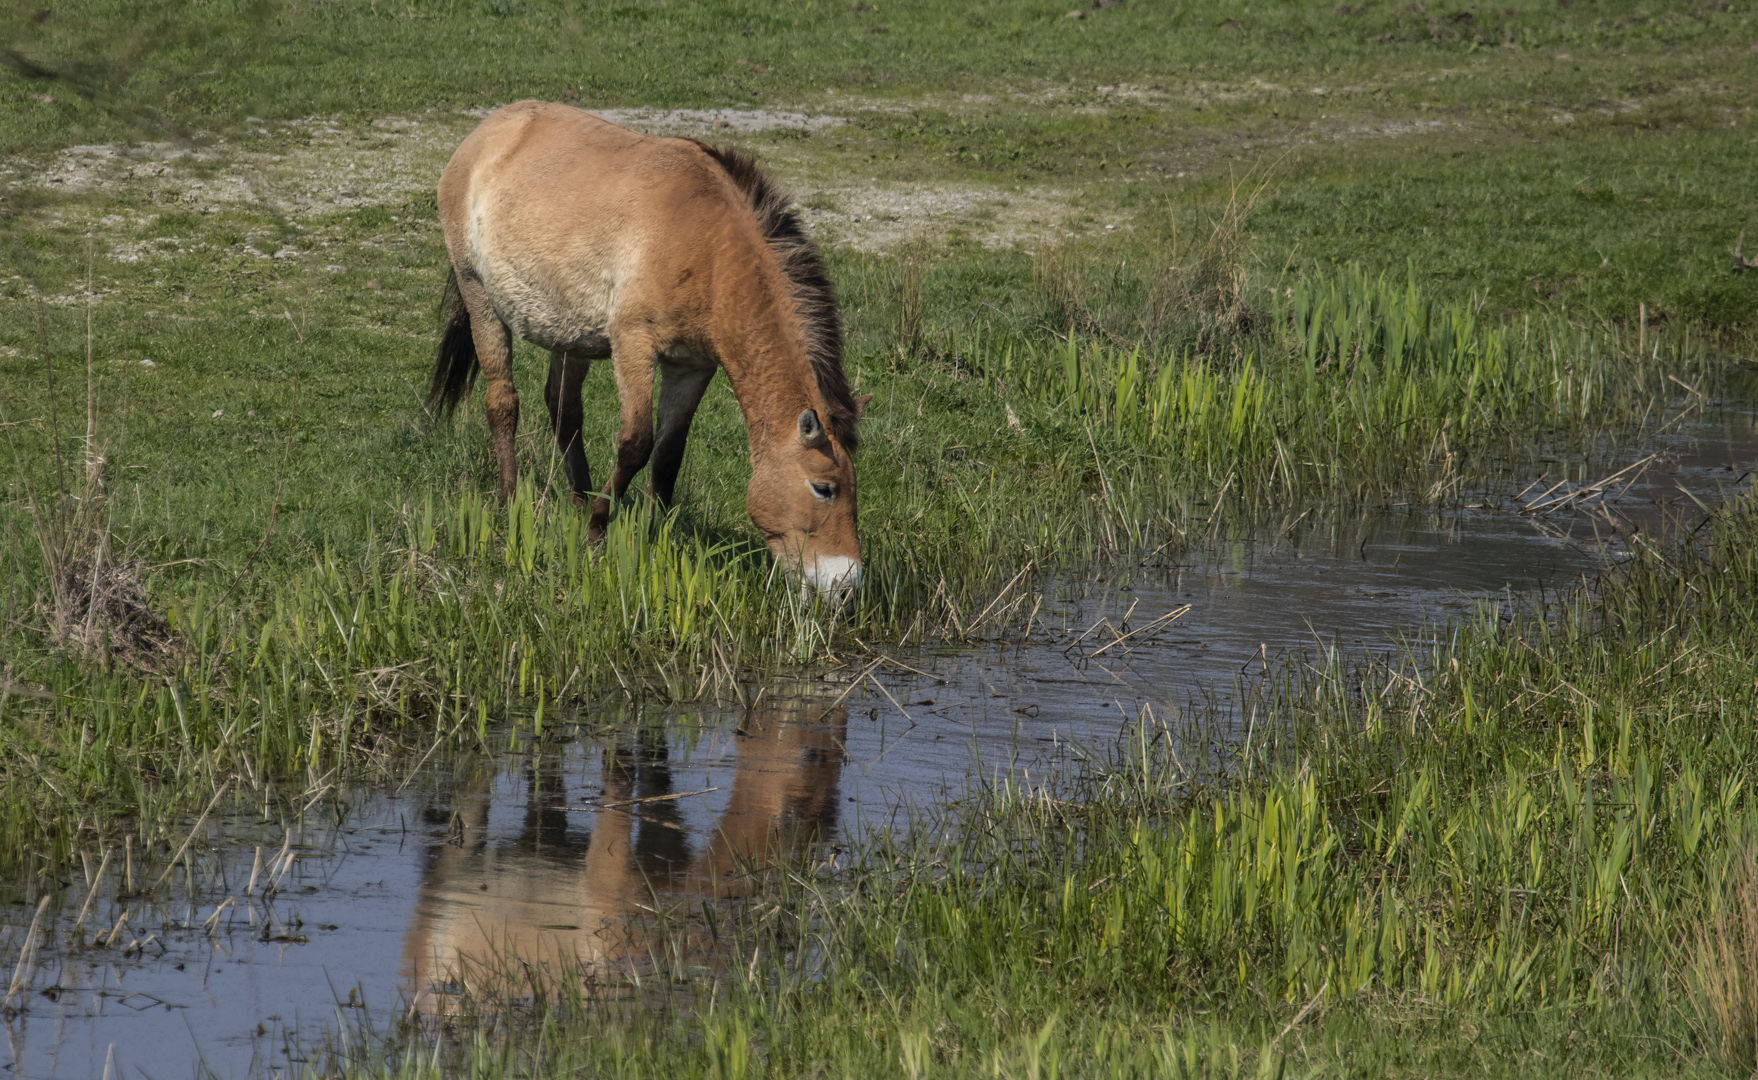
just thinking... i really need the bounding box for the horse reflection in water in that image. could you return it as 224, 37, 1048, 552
401, 695, 845, 1010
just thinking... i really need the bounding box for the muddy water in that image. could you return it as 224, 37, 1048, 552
4, 409, 1755, 1079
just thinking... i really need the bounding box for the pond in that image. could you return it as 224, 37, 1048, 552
3, 406, 1754, 1079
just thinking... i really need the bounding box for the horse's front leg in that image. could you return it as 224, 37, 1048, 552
650, 358, 716, 509
589, 333, 657, 543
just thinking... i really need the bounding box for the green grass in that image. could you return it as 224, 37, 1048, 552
969, 264, 1684, 500
1, 0, 1751, 155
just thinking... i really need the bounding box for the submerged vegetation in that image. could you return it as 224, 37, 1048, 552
3, 0, 1758, 1074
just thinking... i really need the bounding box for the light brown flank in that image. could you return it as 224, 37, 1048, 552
428, 101, 871, 594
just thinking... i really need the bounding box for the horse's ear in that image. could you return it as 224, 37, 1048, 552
798, 408, 827, 448
853, 393, 874, 420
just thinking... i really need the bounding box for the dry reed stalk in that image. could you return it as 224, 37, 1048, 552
1689, 847, 1758, 1077
99, 907, 128, 948
17, 263, 177, 668
268, 829, 296, 895
1733, 230, 1758, 271
1145, 171, 1270, 349
1032, 240, 1077, 328
1087, 605, 1191, 659
864, 670, 917, 726
899, 245, 924, 360
3, 894, 52, 1008
1520, 453, 1658, 515
812, 657, 884, 724
152, 778, 233, 890
72, 847, 114, 940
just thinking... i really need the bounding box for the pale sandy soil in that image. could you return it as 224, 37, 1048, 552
2, 95, 1476, 261
5, 106, 1084, 254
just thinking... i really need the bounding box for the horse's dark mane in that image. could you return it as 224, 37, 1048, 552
691, 142, 857, 452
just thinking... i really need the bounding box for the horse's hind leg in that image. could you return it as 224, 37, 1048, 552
588, 330, 658, 543
650, 359, 716, 509
457, 273, 519, 503
544, 348, 593, 502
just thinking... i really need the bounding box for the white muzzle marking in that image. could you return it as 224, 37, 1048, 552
804, 555, 860, 596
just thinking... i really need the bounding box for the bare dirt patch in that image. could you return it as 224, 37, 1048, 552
5, 115, 465, 216
8, 108, 1082, 254
588, 107, 848, 136
790, 183, 1072, 251
5, 95, 1495, 260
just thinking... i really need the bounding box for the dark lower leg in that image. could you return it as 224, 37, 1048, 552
545, 350, 593, 501
588, 332, 658, 543
650, 366, 714, 507
649, 432, 690, 509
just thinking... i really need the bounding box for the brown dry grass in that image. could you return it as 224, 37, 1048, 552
898, 241, 925, 360
1143, 174, 1266, 348
1031, 171, 1271, 356
1689, 846, 1758, 1078
14, 280, 177, 671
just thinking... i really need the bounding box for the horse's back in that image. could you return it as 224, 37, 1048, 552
439, 101, 730, 353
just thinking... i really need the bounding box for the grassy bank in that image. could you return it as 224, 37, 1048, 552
320, 491, 1758, 1079
0, 256, 1694, 879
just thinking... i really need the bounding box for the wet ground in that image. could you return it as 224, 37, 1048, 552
3, 406, 1755, 1079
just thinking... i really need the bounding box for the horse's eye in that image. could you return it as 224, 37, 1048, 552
809, 481, 836, 501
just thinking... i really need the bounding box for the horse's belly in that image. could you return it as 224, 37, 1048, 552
508, 308, 612, 356
483, 268, 613, 355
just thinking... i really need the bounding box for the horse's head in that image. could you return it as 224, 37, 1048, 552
748, 399, 868, 600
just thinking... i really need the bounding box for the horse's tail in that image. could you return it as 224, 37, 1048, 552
428, 267, 478, 418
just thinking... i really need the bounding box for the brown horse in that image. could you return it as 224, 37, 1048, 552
428, 101, 869, 595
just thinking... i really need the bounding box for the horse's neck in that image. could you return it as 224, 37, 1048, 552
707, 256, 819, 452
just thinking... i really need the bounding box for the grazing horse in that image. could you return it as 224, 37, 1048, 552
428, 101, 870, 595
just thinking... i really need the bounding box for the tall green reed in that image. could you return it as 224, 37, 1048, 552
967, 265, 1681, 502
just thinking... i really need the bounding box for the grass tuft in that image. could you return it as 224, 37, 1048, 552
1689, 846, 1758, 1078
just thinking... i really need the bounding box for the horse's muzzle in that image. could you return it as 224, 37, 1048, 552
803, 555, 861, 602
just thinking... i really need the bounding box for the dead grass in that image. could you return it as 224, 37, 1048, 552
12, 280, 177, 670
1143, 171, 1267, 347
1031, 171, 1269, 355
898, 242, 925, 360
1689, 846, 1758, 1078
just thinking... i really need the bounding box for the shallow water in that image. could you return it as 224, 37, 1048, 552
4, 408, 1754, 1079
